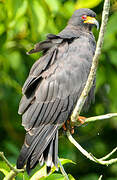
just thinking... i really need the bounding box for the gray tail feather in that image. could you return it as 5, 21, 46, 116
17, 124, 59, 174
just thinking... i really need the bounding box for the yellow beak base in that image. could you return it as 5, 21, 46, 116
84, 16, 99, 30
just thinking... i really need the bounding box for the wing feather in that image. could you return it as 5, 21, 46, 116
17, 32, 96, 174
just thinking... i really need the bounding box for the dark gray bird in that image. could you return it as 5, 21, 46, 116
17, 8, 99, 174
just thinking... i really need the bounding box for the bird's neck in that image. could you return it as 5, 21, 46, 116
68, 24, 92, 33
62, 24, 92, 36
58, 24, 94, 41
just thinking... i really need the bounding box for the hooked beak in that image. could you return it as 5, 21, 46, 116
84, 16, 99, 30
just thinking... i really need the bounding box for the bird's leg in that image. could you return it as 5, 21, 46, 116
69, 116, 86, 134
62, 120, 70, 131
67, 119, 74, 134
70, 126, 75, 134
67, 120, 74, 134
62, 116, 86, 134
62, 123, 67, 131
62, 120, 74, 134
77, 116, 86, 125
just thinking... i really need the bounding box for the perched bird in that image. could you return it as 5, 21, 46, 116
17, 8, 99, 174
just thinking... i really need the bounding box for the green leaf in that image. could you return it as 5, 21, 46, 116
0, 24, 5, 35
62, 1, 75, 17
30, 158, 75, 180
30, 165, 47, 180
103, 12, 117, 50
34, 1, 46, 33
103, 34, 115, 50
59, 158, 76, 166
0, 32, 7, 47
75, 0, 102, 9
80, 173, 98, 180
0, 168, 9, 176
8, 16, 28, 39
5, 0, 26, 20
0, 72, 22, 94
45, 174, 64, 180
96, 64, 106, 91
108, 50, 117, 67
28, 0, 46, 40
45, 0, 60, 12
50, 158, 75, 175
105, 11, 117, 37
68, 174, 76, 180
17, 171, 30, 180
0, 161, 10, 172
15, 0, 28, 20
4, 141, 19, 156
7, 51, 22, 71
5, 0, 14, 19
32, 0, 46, 33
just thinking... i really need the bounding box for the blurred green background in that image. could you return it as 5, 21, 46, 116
0, 0, 117, 179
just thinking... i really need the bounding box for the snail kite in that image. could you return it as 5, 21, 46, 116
17, 8, 99, 174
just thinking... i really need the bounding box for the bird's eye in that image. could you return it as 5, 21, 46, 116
82, 15, 87, 20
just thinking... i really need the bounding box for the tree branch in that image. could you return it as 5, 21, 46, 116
4, 170, 19, 180
71, 0, 110, 123
0, 152, 17, 173
85, 113, 117, 123
73, 113, 117, 126
98, 175, 103, 180
0, 152, 24, 180
67, 130, 117, 166
99, 147, 117, 161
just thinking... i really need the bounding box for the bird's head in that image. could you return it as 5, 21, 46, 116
68, 8, 99, 31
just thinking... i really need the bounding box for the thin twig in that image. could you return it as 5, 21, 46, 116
0, 152, 16, 173
72, 113, 117, 126
67, 131, 95, 162
67, 130, 117, 166
0, 152, 24, 180
99, 147, 117, 161
85, 113, 117, 123
90, 154, 117, 165
4, 170, 17, 180
58, 158, 69, 180
71, 0, 110, 123
0, 152, 23, 174
98, 175, 103, 180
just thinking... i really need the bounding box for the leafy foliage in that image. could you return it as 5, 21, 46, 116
0, 0, 117, 179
